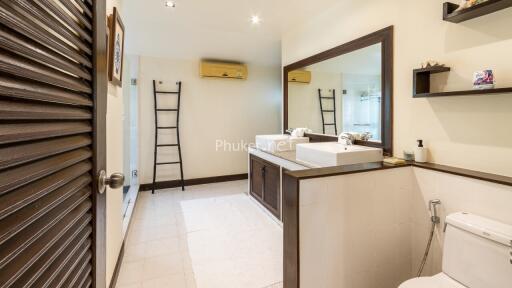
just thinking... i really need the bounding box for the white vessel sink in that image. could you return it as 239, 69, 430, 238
256, 135, 309, 153
296, 142, 383, 167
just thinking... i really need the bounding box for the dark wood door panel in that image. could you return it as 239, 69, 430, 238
249, 154, 281, 219
0, 122, 92, 145
0, 162, 92, 220
0, 136, 92, 170
0, 0, 104, 287
0, 76, 93, 106
0, 49, 92, 93
263, 163, 280, 218
0, 99, 92, 120
0, 25, 92, 80
0, 148, 92, 195
0, 2, 93, 66
250, 155, 264, 199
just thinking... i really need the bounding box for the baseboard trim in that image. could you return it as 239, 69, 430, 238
140, 173, 248, 191
109, 241, 125, 288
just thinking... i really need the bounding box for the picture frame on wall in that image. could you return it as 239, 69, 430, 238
108, 7, 125, 87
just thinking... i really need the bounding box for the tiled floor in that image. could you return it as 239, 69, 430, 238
116, 180, 283, 288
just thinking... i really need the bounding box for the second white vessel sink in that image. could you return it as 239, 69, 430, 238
256, 135, 309, 153
296, 142, 383, 167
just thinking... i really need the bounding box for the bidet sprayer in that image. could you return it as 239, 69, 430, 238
429, 199, 441, 224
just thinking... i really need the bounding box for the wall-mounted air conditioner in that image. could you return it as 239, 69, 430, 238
288, 70, 311, 84
199, 60, 248, 80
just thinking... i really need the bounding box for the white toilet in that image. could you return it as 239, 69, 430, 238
400, 212, 512, 288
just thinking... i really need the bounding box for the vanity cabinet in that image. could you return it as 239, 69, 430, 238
250, 154, 281, 219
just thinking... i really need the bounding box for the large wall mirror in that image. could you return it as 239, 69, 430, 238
284, 26, 393, 155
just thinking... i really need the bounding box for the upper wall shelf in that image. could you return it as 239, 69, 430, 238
413, 66, 512, 98
414, 87, 512, 98
443, 0, 512, 23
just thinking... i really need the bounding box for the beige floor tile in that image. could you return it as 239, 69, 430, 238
117, 180, 282, 288
141, 274, 188, 288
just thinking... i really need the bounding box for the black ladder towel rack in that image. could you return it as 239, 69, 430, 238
152, 80, 185, 193
318, 89, 338, 135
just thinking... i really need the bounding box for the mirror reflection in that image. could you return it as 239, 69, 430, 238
288, 43, 382, 142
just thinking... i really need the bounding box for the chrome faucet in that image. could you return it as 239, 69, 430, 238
338, 133, 353, 145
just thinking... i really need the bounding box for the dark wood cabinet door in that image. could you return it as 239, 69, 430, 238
263, 163, 280, 218
249, 154, 281, 219
250, 155, 264, 200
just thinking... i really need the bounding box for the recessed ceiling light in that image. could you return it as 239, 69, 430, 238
165, 1, 176, 8
250, 15, 261, 25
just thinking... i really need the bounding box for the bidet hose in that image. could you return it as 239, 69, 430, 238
416, 221, 436, 277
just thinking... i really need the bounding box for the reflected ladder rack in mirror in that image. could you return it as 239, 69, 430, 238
318, 89, 338, 135
152, 80, 185, 193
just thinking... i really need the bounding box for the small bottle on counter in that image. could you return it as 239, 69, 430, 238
415, 139, 428, 163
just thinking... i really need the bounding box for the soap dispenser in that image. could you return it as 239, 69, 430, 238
415, 139, 428, 163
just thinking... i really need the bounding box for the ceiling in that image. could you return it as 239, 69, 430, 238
122, 0, 338, 66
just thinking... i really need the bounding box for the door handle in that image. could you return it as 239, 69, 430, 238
97, 170, 125, 194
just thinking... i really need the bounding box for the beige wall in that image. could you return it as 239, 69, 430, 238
106, 0, 124, 286
138, 57, 282, 185
411, 167, 512, 276
299, 167, 512, 287
282, 0, 512, 176
299, 167, 414, 288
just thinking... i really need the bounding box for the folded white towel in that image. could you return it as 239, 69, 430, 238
291, 128, 312, 138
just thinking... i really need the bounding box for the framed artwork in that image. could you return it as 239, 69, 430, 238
108, 7, 125, 86
473, 70, 495, 89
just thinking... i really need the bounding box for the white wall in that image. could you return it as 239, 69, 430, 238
299, 167, 512, 287
288, 71, 342, 135
138, 57, 282, 185
282, 0, 512, 177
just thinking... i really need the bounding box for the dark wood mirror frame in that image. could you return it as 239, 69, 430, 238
283, 26, 394, 155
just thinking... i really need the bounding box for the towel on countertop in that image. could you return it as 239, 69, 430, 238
291, 128, 312, 138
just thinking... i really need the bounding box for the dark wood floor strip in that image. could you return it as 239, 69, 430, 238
140, 173, 248, 191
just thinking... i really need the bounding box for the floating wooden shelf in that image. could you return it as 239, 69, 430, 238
413, 66, 512, 98
414, 87, 512, 98
413, 66, 451, 96
443, 0, 512, 23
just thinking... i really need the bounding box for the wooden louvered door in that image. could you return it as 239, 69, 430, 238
0, 1, 108, 288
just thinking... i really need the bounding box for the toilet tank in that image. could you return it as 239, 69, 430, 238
443, 212, 512, 288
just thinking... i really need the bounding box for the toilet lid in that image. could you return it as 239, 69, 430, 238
399, 273, 467, 288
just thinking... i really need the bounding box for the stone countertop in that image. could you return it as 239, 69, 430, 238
253, 148, 512, 187
252, 148, 316, 169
